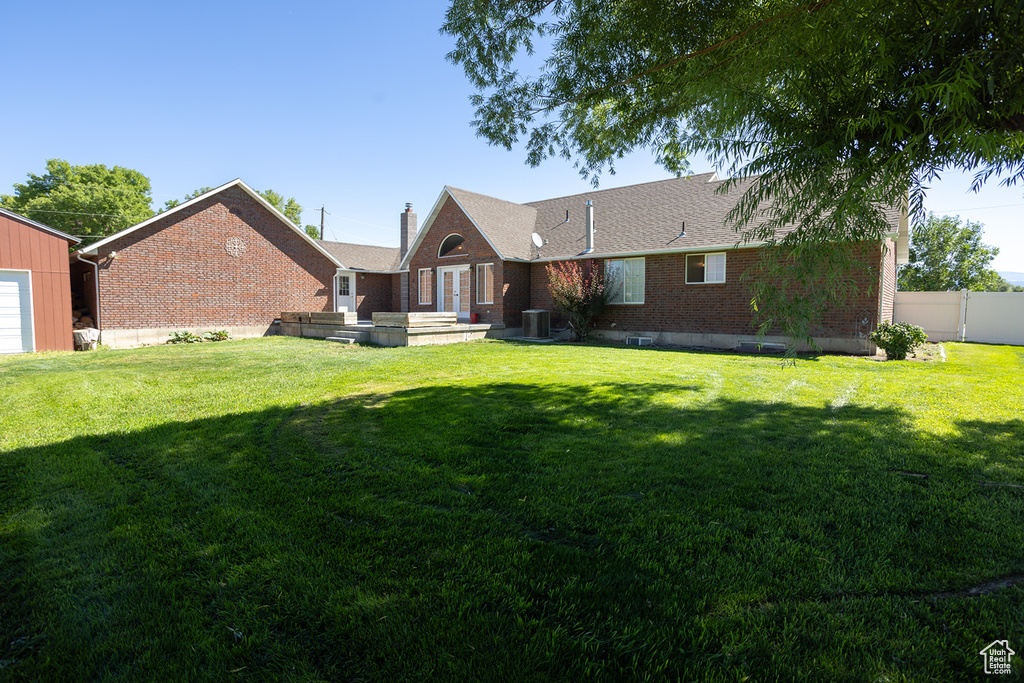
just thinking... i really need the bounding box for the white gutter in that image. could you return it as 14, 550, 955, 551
75, 253, 100, 329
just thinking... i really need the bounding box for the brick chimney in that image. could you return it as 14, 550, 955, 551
400, 203, 417, 259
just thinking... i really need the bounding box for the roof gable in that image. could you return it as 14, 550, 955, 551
77, 179, 343, 267
399, 186, 538, 269
0, 207, 80, 244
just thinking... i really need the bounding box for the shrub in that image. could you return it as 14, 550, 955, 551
202, 330, 231, 342
167, 331, 203, 344
546, 260, 608, 342
870, 322, 928, 360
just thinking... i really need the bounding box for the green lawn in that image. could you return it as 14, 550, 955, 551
1, 338, 1021, 681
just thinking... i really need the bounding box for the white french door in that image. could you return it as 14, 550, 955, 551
437, 265, 470, 321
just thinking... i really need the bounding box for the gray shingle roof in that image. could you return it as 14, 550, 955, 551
445, 187, 539, 261
525, 173, 762, 260
446, 173, 902, 262
316, 240, 401, 271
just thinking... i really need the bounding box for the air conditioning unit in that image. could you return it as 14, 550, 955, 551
625, 336, 653, 346
522, 309, 551, 339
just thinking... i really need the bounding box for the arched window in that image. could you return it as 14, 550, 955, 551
438, 233, 466, 258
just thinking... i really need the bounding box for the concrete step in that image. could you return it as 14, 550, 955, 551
326, 330, 370, 344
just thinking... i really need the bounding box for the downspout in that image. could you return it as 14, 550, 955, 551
75, 253, 100, 329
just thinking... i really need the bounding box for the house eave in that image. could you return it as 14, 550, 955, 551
530, 241, 764, 263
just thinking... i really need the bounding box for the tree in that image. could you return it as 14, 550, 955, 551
442, 1, 1024, 340
546, 260, 608, 341
161, 187, 213, 212
1, 159, 154, 243
304, 225, 321, 239
258, 189, 303, 227
898, 214, 1003, 291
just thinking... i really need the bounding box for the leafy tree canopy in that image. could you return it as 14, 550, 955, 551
898, 214, 1014, 292
443, 0, 1024, 339
163, 186, 318, 237
0, 159, 154, 242
162, 187, 214, 212
258, 189, 303, 227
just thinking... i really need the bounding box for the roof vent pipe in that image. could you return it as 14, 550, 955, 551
584, 200, 594, 254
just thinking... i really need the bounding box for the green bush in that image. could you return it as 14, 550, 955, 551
202, 330, 231, 342
870, 322, 928, 360
167, 331, 203, 344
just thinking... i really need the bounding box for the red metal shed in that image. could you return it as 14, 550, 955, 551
0, 208, 80, 353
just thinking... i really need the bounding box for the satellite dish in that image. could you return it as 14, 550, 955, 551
531, 233, 544, 248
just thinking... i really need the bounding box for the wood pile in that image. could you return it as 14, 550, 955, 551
72, 296, 95, 330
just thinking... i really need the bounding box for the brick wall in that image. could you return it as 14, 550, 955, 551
92, 187, 338, 330
530, 245, 884, 339
353, 272, 392, 319
407, 196, 509, 324
391, 273, 403, 312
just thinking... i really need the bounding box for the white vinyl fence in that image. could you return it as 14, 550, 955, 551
893, 290, 1024, 345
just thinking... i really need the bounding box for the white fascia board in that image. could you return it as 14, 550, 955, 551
531, 241, 762, 263
80, 178, 245, 255
443, 190, 507, 262
79, 179, 345, 268
398, 186, 510, 269
398, 187, 452, 271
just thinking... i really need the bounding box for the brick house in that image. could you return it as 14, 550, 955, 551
1, 208, 80, 353
399, 173, 908, 353
71, 179, 400, 348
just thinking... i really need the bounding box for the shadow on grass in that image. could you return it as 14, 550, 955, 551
2, 382, 1022, 680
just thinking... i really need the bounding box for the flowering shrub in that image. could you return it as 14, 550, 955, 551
546, 260, 608, 342
870, 321, 928, 360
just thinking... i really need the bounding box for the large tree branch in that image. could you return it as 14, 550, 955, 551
537, 0, 838, 113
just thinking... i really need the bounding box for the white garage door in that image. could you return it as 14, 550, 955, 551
0, 271, 34, 354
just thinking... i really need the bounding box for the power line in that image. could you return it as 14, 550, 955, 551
8, 208, 150, 219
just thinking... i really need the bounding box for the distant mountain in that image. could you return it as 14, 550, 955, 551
999, 271, 1024, 286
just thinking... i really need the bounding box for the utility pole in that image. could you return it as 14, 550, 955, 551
320, 206, 325, 240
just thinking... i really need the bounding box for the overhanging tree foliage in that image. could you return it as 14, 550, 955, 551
442, 0, 1024, 341
1, 159, 154, 243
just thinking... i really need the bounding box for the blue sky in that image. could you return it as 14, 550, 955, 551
2, 1, 1022, 272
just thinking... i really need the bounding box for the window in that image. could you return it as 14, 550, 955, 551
338, 276, 350, 296
418, 268, 432, 305
686, 253, 726, 284
438, 233, 466, 257
605, 257, 645, 304
476, 263, 494, 304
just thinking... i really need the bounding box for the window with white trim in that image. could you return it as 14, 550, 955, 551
686, 253, 726, 284
605, 257, 645, 304
476, 263, 494, 304
418, 268, 432, 305
438, 233, 466, 257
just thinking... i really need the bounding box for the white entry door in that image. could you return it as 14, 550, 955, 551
335, 272, 356, 312
438, 266, 471, 321
0, 270, 33, 354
